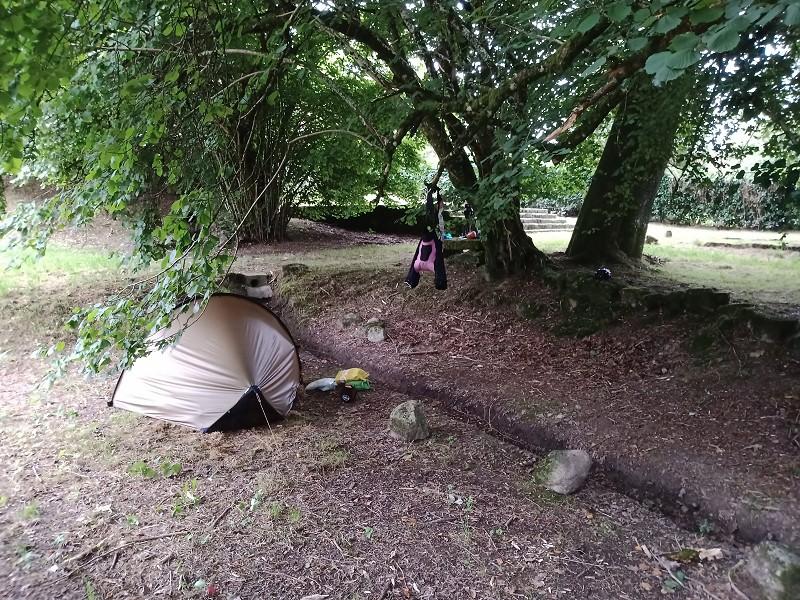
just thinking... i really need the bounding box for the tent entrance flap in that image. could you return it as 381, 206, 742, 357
204, 385, 283, 433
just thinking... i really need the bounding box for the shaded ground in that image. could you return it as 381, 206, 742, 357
0, 342, 757, 599
2, 183, 798, 598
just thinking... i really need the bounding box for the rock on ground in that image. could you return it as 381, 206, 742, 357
366, 317, 386, 343
535, 449, 592, 495
336, 312, 361, 330
746, 541, 800, 600
389, 400, 430, 442
282, 263, 310, 278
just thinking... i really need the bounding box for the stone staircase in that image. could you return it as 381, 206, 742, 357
520, 207, 573, 233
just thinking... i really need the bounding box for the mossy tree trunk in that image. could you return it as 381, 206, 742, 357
566, 73, 694, 263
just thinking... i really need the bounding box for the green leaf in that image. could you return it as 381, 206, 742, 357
786, 4, 800, 26
633, 8, 651, 24
164, 67, 180, 83
267, 90, 279, 105
644, 51, 672, 75
607, 1, 632, 22
628, 37, 648, 52
577, 11, 601, 32
669, 32, 700, 52
705, 27, 741, 53
580, 56, 606, 77
757, 4, 784, 27
690, 6, 724, 25
666, 49, 700, 70
654, 12, 682, 34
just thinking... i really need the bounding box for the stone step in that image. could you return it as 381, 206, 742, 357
524, 223, 573, 231
521, 216, 565, 224
525, 228, 574, 234
520, 210, 552, 216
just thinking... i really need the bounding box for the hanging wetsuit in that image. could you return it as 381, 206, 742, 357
405, 185, 447, 290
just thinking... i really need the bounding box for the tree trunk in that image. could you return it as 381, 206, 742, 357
420, 116, 547, 278
566, 73, 694, 263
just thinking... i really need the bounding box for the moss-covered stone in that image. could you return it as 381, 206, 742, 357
532, 449, 592, 495
684, 288, 730, 313
282, 263, 311, 278
746, 312, 800, 344
746, 542, 800, 600
619, 286, 650, 309
442, 238, 484, 257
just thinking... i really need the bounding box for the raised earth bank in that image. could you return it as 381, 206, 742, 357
272, 258, 800, 554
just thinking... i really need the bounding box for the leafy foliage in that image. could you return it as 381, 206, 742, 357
1, 0, 798, 373
653, 176, 800, 230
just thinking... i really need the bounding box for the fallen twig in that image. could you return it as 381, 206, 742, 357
63, 535, 114, 564
65, 531, 188, 575
728, 560, 751, 600
400, 349, 439, 356
211, 505, 233, 528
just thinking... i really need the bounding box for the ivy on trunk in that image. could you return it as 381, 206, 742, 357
567, 73, 694, 263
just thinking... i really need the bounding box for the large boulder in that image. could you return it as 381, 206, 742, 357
745, 542, 800, 600
534, 449, 592, 495
389, 400, 430, 442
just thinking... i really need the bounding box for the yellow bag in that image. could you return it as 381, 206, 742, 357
335, 368, 369, 383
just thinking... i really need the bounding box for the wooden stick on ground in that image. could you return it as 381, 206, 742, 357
211, 505, 233, 528
66, 531, 188, 575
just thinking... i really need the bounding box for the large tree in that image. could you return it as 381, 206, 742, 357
1, 0, 798, 373
566, 73, 694, 262
566, 3, 800, 262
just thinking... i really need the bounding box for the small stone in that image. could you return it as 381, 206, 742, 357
336, 312, 361, 330
282, 263, 310, 278
746, 542, 800, 600
665, 230, 673, 238
389, 400, 430, 442
534, 449, 592, 495
244, 284, 272, 301
366, 318, 385, 343
645, 235, 659, 245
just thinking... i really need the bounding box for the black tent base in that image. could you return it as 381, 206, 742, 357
204, 385, 285, 433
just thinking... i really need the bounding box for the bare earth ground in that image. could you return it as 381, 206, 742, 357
0, 343, 759, 599
233, 224, 800, 548
265, 259, 800, 546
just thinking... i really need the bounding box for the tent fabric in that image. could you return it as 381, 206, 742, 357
111, 294, 300, 431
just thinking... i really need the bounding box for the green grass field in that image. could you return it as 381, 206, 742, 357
529, 233, 800, 306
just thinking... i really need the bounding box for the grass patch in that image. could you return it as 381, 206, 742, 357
0, 244, 120, 296
527, 232, 800, 307
647, 244, 800, 305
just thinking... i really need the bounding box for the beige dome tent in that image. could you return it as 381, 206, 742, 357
110, 294, 300, 432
